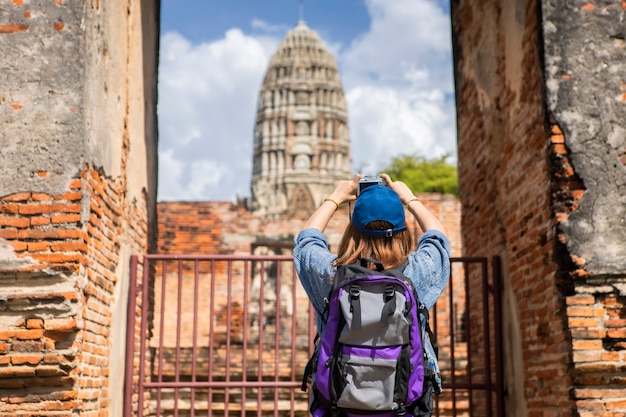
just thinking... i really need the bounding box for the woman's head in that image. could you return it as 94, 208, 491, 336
335, 185, 413, 269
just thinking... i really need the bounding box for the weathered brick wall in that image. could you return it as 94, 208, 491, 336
0, 1, 158, 416
452, 0, 572, 415
452, 0, 626, 415
158, 194, 461, 258
0, 166, 149, 415
0, 183, 84, 414
541, 2, 626, 414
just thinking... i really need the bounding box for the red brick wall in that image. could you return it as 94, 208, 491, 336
452, 0, 626, 415
552, 120, 626, 416
0, 165, 150, 415
451, 0, 576, 414
1, 0, 159, 414
0, 177, 85, 416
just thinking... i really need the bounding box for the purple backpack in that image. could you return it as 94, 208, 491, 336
302, 258, 438, 417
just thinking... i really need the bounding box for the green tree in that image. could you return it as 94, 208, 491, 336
382, 154, 459, 197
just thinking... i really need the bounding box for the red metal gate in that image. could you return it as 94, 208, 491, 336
124, 255, 503, 417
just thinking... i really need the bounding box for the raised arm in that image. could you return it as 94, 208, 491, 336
301, 174, 361, 232
379, 173, 446, 234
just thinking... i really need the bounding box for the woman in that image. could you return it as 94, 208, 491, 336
293, 173, 450, 330
294, 173, 450, 416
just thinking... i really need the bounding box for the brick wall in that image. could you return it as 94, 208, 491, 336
157, 194, 461, 257
552, 119, 626, 416
452, 0, 573, 415
0, 165, 150, 415
0, 180, 86, 416
452, 0, 626, 415
0, 1, 158, 416
542, 1, 626, 413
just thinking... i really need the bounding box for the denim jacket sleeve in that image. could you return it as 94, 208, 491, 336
404, 230, 451, 310
293, 228, 336, 319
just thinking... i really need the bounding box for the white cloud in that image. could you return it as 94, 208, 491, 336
251, 18, 290, 33
338, 0, 457, 174
157, 0, 456, 201
158, 30, 279, 201
342, 0, 453, 87
159, 149, 226, 200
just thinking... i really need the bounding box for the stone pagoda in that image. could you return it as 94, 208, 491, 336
248, 20, 352, 218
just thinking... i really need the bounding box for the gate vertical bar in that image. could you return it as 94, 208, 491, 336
225, 260, 234, 415
256, 260, 266, 417
191, 260, 200, 417
174, 260, 184, 417
492, 256, 504, 417
124, 255, 138, 417
274, 261, 282, 417
463, 260, 474, 415
290, 262, 298, 417
447, 262, 457, 415
156, 260, 168, 416
481, 258, 492, 417
137, 256, 152, 417
208, 260, 216, 417
463, 262, 474, 413
241, 260, 250, 417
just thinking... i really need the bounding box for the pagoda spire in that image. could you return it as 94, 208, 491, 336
248, 21, 352, 218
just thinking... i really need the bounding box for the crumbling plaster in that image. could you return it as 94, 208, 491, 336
0, 2, 86, 196
542, 1, 626, 274
0, 1, 157, 209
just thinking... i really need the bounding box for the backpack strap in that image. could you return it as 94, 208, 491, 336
301, 289, 333, 392
419, 303, 439, 358
301, 333, 320, 391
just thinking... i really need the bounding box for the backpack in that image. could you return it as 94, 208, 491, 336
302, 258, 442, 417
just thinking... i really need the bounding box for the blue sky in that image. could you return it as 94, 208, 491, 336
160, 0, 371, 45
158, 0, 456, 202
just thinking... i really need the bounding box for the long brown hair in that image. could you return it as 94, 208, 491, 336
335, 220, 413, 270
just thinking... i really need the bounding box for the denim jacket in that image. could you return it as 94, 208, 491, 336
293, 227, 450, 389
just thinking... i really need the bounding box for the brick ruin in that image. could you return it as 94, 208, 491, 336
0, 1, 159, 416
0, 0, 624, 416
451, 0, 626, 416
247, 21, 352, 218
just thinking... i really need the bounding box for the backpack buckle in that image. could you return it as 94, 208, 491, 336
381, 285, 396, 325
383, 285, 395, 302
349, 285, 361, 311
349, 285, 362, 329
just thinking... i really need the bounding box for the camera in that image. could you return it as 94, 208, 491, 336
357, 176, 386, 196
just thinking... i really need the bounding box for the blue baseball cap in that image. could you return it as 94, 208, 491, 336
351, 185, 407, 237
